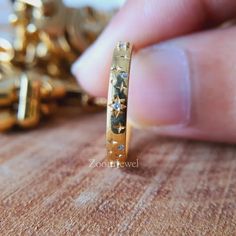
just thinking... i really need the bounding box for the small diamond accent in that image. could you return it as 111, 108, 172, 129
119, 72, 128, 80
118, 42, 129, 50
117, 145, 125, 151
109, 96, 126, 118
112, 102, 121, 111
115, 82, 127, 94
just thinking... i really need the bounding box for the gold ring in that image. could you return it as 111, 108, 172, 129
106, 42, 133, 166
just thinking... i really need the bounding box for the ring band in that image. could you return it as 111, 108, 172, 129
106, 42, 133, 166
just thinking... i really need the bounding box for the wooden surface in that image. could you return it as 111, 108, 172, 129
0, 109, 236, 236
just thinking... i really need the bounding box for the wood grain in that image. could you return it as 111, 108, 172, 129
0, 109, 235, 236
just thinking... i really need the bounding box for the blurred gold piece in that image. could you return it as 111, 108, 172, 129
0, 79, 18, 106
67, 7, 114, 52
17, 74, 41, 128
40, 76, 66, 99
0, 0, 116, 131
0, 110, 16, 132
40, 102, 57, 116
0, 39, 15, 62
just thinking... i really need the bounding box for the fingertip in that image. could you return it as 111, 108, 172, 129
71, 43, 110, 97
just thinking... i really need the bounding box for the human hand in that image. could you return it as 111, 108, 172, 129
72, 0, 236, 143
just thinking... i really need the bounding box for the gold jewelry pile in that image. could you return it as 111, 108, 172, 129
0, 0, 115, 132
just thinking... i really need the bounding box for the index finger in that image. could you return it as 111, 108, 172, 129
72, 0, 236, 96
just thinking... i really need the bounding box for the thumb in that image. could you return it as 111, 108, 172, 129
129, 45, 190, 128
128, 28, 236, 143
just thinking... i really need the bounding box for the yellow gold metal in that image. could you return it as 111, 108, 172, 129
0, 79, 18, 106
0, 0, 116, 132
106, 42, 133, 166
0, 110, 16, 132
40, 103, 57, 116
37, 75, 67, 99
17, 74, 41, 128
0, 39, 15, 62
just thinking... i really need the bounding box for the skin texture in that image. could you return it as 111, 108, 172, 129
72, 0, 236, 143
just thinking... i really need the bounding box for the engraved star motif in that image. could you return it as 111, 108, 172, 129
120, 55, 131, 60
115, 82, 127, 94
111, 73, 118, 86
109, 96, 126, 118
113, 122, 126, 133
108, 150, 113, 155
111, 71, 128, 87
107, 139, 118, 145
107, 139, 125, 152
111, 65, 122, 74
117, 154, 124, 158
112, 153, 124, 159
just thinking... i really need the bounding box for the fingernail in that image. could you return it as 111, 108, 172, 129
71, 44, 101, 95
71, 44, 94, 77
71, 39, 113, 97
129, 45, 191, 128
